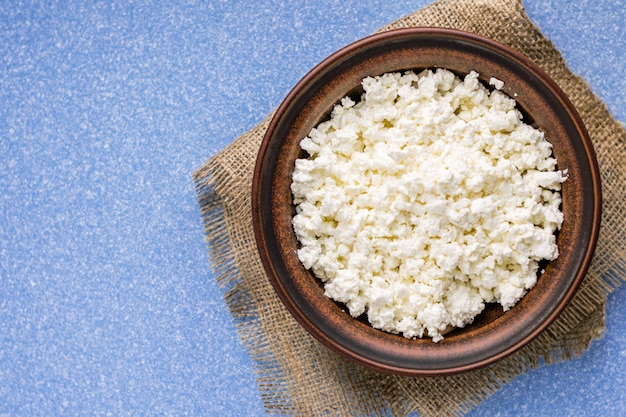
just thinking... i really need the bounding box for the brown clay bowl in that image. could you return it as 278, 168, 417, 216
251, 28, 602, 376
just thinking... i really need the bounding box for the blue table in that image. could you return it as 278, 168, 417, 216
1, 1, 624, 415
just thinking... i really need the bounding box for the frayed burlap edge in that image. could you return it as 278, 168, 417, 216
193, 0, 626, 416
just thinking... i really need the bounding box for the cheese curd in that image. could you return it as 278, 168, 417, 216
291, 69, 566, 342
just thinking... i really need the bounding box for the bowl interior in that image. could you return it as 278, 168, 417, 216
252, 28, 601, 376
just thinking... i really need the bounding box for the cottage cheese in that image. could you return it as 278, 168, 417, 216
291, 69, 566, 342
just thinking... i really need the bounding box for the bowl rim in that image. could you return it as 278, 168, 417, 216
252, 27, 602, 376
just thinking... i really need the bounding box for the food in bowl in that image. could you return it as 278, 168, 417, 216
252, 28, 601, 375
291, 68, 567, 342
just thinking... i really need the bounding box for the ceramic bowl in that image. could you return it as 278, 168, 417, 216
251, 28, 602, 376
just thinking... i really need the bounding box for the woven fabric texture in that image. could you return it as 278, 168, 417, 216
193, 0, 626, 415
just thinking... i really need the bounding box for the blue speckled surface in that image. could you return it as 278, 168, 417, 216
0, 1, 624, 416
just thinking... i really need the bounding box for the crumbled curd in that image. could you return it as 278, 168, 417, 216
291, 69, 566, 342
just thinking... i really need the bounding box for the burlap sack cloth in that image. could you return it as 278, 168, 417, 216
193, 0, 626, 415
